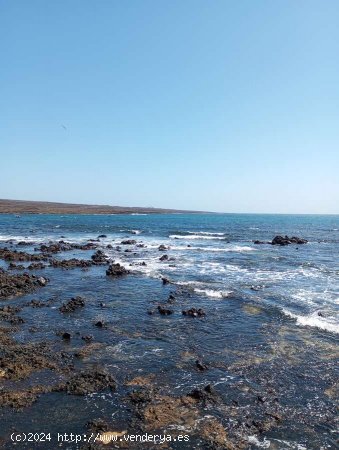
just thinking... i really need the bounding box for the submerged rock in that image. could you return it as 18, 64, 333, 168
158, 244, 168, 251
121, 239, 136, 245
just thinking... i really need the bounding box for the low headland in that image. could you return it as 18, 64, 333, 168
0, 199, 204, 215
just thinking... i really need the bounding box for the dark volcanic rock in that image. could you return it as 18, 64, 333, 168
159, 254, 169, 262
61, 369, 116, 395
50, 258, 92, 269
59, 296, 85, 313
187, 384, 217, 404
0, 270, 48, 299
121, 240, 136, 245
0, 305, 24, 325
0, 248, 46, 262
157, 305, 173, 315
98, 234, 107, 238
27, 262, 46, 270
106, 263, 130, 277
271, 235, 308, 246
195, 360, 208, 371
8, 262, 25, 270
158, 244, 168, 251
39, 241, 98, 253
182, 308, 206, 317
91, 250, 109, 265
161, 277, 170, 285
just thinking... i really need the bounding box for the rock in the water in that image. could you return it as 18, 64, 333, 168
61, 369, 116, 395
271, 235, 308, 246
121, 240, 136, 245
157, 305, 173, 315
91, 250, 108, 265
159, 254, 169, 262
195, 360, 208, 371
158, 244, 168, 251
59, 296, 85, 313
106, 263, 130, 277
182, 308, 206, 317
0, 270, 48, 299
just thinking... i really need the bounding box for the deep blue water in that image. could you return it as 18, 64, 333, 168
0, 213, 338, 449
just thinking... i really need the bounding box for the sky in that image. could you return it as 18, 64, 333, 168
0, 0, 338, 214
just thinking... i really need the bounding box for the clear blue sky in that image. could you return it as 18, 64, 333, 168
1, 0, 338, 213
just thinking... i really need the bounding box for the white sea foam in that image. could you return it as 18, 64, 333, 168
170, 245, 255, 253
194, 288, 232, 298
176, 281, 232, 298
170, 234, 225, 240
282, 309, 339, 334
129, 229, 142, 235
186, 231, 225, 236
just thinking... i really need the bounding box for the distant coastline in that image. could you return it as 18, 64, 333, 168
0, 199, 205, 215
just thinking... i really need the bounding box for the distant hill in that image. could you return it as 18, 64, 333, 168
0, 199, 204, 215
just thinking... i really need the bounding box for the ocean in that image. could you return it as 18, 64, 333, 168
0, 213, 338, 449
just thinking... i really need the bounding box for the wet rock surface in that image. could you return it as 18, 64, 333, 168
58, 369, 116, 395
0, 269, 48, 299
0, 248, 47, 262
50, 258, 93, 269
271, 235, 308, 245
59, 296, 85, 313
106, 263, 130, 276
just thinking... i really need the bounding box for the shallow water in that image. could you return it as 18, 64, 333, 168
0, 213, 338, 449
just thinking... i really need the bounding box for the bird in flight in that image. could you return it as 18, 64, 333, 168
61, 124, 67, 131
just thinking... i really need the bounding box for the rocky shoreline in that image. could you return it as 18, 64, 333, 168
0, 234, 337, 449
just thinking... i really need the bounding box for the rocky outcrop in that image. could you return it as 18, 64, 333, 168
106, 263, 130, 277
0, 269, 48, 299
91, 250, 109, 265
0, 248, 47, 262
58, 369, 116, 395
50, 258, 92, 269
271, 235, 308, 246
121, 240, 136, 245
253, 236, 308, 245
59, 296, 85, 313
